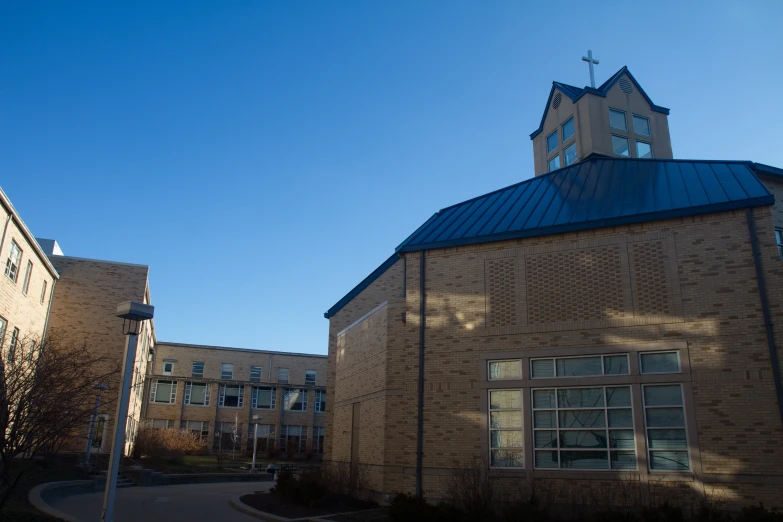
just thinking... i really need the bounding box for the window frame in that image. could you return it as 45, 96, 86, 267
277, 367, 290, 384
611, 134, 630, 157
0, 317, 7, 348
305, 370, 316, 385
639, 351, 681, 375
184, 382, 210, 406
151, 380, 177, 404
251, 386, 277, 410
632, 114, 651, 137
191, 361, 205, 378
562, 117, 575, 142
488, 359, 523, 381
40, 280, 48, 304
315, 389, 326, 412
531, 385, 637, 471
21, 260, 32, 295
642, 383, 691, 472
563, 142, 577, 166
5, 241, 22, 283
283, 388, 308, 411
218, 383, 244, 408
221, 363, 234, 380
776, 228, 783, 259
546, 130, 559, 154
162, 362, 174, 376
313, 427, 325, 454
8, 327, 19, 364
635, 140, 653, 159
249, 365, 263, 382
548, 155, 561, 172
530, 354, 630, 379
488, 389, 524, 469
609, 108, 628, 131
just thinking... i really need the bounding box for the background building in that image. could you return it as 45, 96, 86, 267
324, 67, 783, 509
0, 189, 58, 359
144, 342, 327, 458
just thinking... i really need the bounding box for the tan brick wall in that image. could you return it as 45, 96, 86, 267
327, 207, 783, 508
144, 342, 327, 457
0, 204, 57, 347
46, 256, 153, 454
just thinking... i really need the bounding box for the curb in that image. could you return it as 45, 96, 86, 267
28, 480, 97, 522
229, 497, 385, 522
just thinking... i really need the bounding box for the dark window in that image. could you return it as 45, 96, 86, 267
546, 131, 558, 153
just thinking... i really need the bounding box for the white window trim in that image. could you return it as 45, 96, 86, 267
218, 383, 244, 408
283, 388, 308, 411
531, 385, 637, 471
639, 351, 681, 375
611, 134, 631, 157
251, 386, 277, 410
21, 260, 32, 295
642, 383, 691, 472
184, 382, 211, 406
315, 390, 326, 412
221, 363, 234, 380
162, 362, 174, 376
530, 354, 630, 379
150, 380, 177, 404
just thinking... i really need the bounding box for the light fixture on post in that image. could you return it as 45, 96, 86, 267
101, 301, 154, 522
79, 383, 109, 473
251, 414, 262, 473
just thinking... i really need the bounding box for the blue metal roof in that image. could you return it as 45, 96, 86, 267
530, 67, 670, 139
396, 157, 773, 253
325, 157, 775, 318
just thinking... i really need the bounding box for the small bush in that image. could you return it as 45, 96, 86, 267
132, 428, 207, 463
641, 502, 685, 522
271, 469, 330, 507
501, 495, 550, 522
389, 493, 463, 522
737, 504, 783, 522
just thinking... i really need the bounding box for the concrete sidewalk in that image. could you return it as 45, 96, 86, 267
50, 481, 272, 522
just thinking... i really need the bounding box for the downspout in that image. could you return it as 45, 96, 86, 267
745, 208, 783, 428
415, 251, 426, 497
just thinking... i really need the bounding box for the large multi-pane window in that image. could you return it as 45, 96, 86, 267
181, 420, 210, 440
643, 384, 690, 471
277, 368, 289, 384
184, 382, 210, 406
532, 386, 636, 470
315, 390, 326, 412
4, 241, 21, 283
218, 384, 244, 408
313, 427, 325, 454
149, 419, 170, 429
22, 261, 32, 295
531, 354, 629, 378
221, 363, 234, 380
214, 421, 243, 452
488, 390, 524, 468
151, 380, 177, 404
252, 386, 276, 409
249, 365, 263, 382
191, 361, 204, 378
281, 425, 307, 454
247, 424, 276, 452
284, 389, 307, 411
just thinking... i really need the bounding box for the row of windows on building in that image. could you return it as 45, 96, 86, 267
147, 419, 325, 454
546, 110, 654, 172
0, 316, 32, 365
4, 240, 48, 304
487, 352, 689, 472
151, 380, 326, 412
161, 360, 317, 386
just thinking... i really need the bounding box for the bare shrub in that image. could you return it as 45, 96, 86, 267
445, 457, 496, 518
322, 460, 369, 499
0, 333, 121, 512
133, 427, 207, 463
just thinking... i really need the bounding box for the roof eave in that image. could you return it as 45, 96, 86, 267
0, 187, 60, 279
324, 253, 400, 319
397, 196, 775, 253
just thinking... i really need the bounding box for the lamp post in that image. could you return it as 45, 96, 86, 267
251, 414, 262, 472
79, 383, 109, 472
101, 301, 154, 522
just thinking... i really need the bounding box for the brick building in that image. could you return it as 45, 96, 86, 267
143, 342, 327, 458
0, 189, 58, 362
324, 67, 783, 508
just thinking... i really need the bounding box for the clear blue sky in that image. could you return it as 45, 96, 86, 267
2, 1, 782, 354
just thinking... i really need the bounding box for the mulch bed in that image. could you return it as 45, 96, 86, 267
240, 491, 377, 519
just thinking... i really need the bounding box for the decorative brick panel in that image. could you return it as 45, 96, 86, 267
526, 246, 626, 323
486, 258, 517, 327
629, 240, 670, 316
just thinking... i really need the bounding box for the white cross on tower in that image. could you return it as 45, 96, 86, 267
582, 50, 600, 88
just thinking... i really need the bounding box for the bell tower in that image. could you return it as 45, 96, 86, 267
530, 55, 673, 176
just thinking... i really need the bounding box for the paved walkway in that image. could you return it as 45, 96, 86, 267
50, 481, 273, 522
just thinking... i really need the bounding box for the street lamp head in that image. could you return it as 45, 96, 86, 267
116, 301, 154, 335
